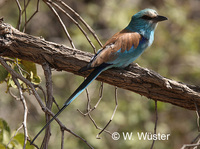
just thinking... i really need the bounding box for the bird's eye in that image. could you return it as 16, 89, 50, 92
141, 15, 153, 20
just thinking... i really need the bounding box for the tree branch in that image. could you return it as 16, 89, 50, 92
41, 62, 53, 149
0, 22, 200, 110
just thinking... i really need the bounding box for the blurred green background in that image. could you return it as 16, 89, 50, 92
0, 0, 200, 149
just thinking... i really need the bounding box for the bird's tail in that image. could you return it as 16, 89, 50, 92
31, 63, 110, 144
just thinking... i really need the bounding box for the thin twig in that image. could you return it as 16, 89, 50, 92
77, 82, 104, 116
61, 129, 64, 149
150, 100, 158, 149
8, 88, 20, 100
23, 0, 27, 32
194, 101, 200, 132
56, 0, 103, 50
14, 61, 30, 76
27, 138, 40, 149
44, 1, 75, 48
22, 0, 40, 32
77, 81, 111, 135
87, 82, 104, 115
181, 143, 200, 149
6, 125, 23, 148
96, 86, 118, 138
86, 87, 91, 111
182, 133, 200, 149
191, 133, 200, 144
15, 58, 24, 76
14, 0, 22, 30
50, 1, 97, 53
3, 59, 29, 149
21, 0, 31, 14
53, 96, 60, 110
34, 84, 47, 104
87, 112, 111, 135
6, 75, 29, 149
14, 77, 29, 149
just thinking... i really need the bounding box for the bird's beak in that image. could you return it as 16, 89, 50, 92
154, 15, 168, 22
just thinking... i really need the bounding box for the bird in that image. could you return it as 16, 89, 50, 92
31, 8, 167, 144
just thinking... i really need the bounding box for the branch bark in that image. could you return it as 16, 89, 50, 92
0, 23, 200, 110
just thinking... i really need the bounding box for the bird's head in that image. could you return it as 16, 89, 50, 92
126, 8, 168, 39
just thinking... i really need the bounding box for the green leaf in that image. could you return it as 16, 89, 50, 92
0, 65, 8, 83
0, 143, 6, 149
20, 60, 36, 74
12, 133, 34, 149
7, 77, 17, 89
13, 133, 23, 148
0, 118, 11, 144
0, 118, 34, 149
20, 60, 41, 84
32, 74, 41, 84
